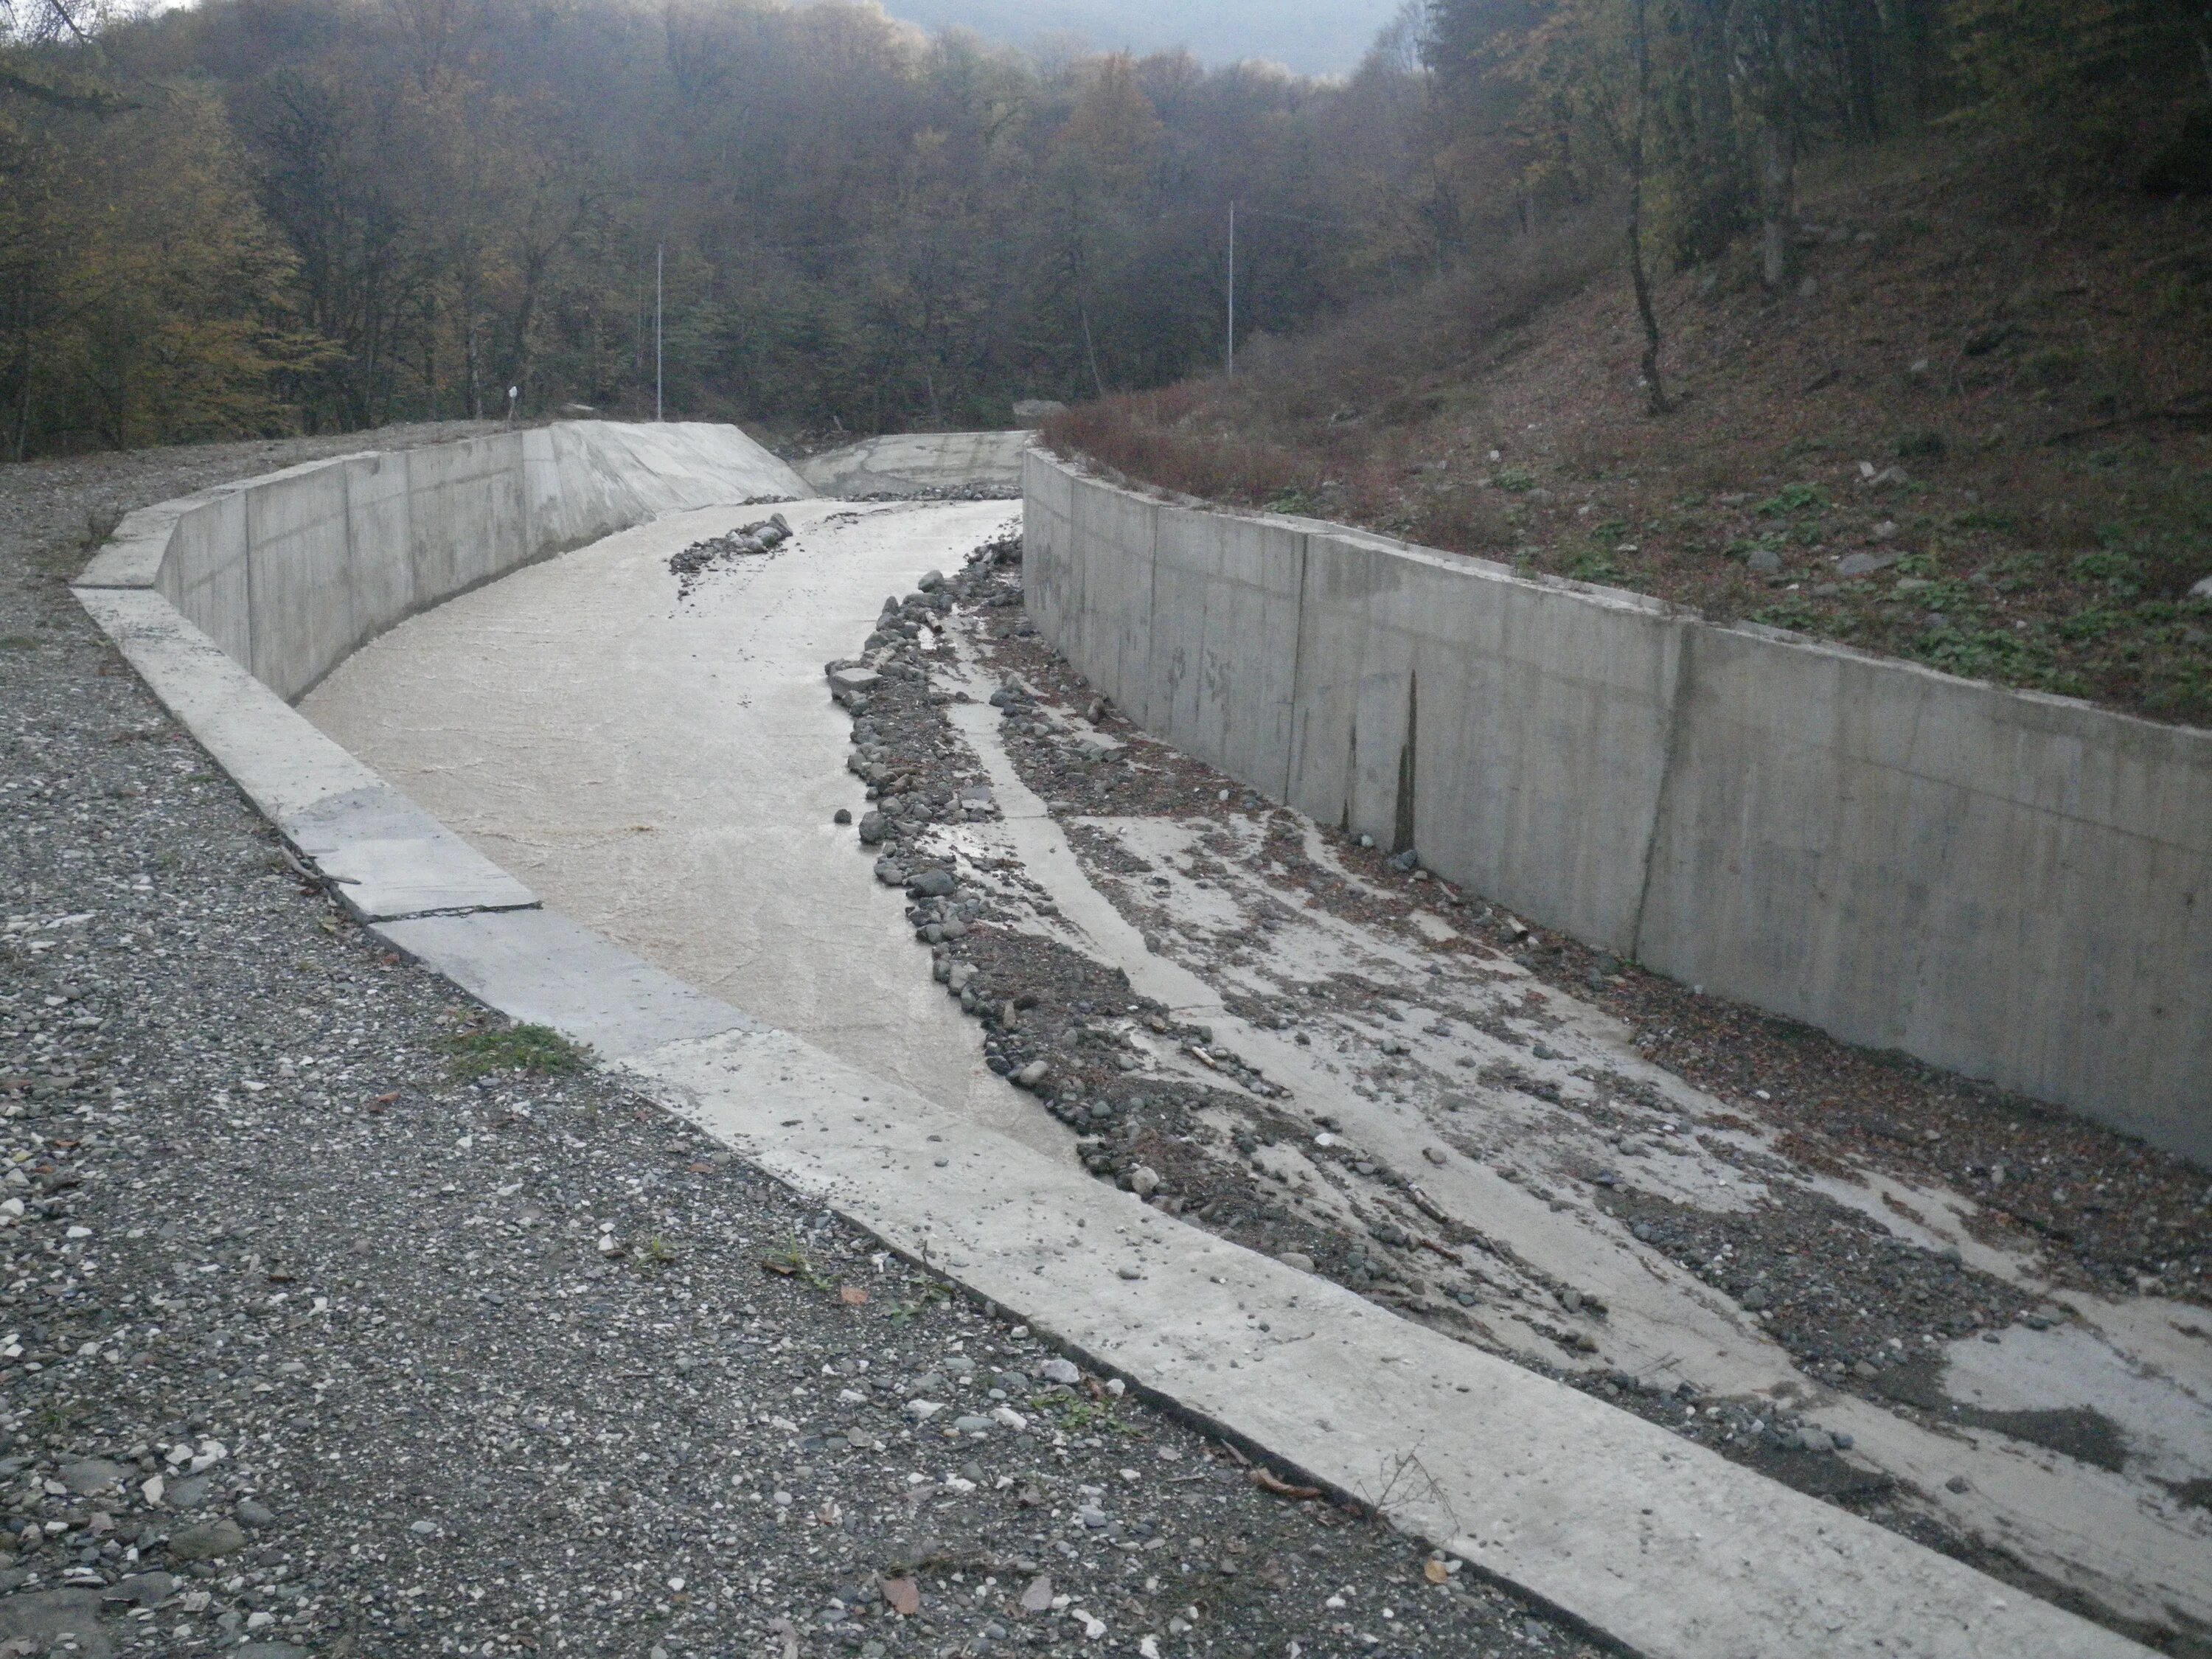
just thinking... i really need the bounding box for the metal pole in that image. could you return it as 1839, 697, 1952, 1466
655, 243, 664, 422
1226, 202, 1236, 380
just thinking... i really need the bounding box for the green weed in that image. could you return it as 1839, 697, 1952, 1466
1748, 599, 1824, 633
445, 1022, 589, 1080
1029, 1394, 1141, 1436
2058, 608, 2123, 642
760, 1240, 835, 1293
2070, 547, 2144, 595
1754, 484, 1829, 518
1911, 625, 2062, 685
1725, 532, 1786, 563
886, 1283, 951, 1326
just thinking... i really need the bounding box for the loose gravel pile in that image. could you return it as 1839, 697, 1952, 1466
1, 436, 1598, 1658
667, 507, 801, 600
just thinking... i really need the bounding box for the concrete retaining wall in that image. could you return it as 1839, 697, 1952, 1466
79, 420, 809, 702
1024, 449, 2212, 1160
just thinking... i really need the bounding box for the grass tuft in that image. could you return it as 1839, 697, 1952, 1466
444, 1022, 589, 1080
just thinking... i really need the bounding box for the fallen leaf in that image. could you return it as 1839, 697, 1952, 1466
762, 1259, 796, 1276
1424, 1559, 1450, 1585
1019, 1573, 1054, 1613
838, 1285, 869, 1305
1250, 1468, 1322, 1500
880, 1575, 921, 1616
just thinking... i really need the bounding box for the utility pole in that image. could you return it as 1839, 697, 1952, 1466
1225, 201, 1236, 380
655, 243, 664, 422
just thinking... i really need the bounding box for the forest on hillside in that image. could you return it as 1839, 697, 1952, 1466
1, 0, 2206, 458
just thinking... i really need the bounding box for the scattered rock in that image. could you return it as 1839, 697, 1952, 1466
58, 1456, 129, 1495
1835, 551, 1899, 578
0, 1589, 112, 1659
166, 1517, 248, 1562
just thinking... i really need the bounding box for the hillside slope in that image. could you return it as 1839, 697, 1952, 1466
1048, 140, 2212, 727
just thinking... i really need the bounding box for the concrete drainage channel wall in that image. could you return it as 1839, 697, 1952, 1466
66, 423, 2160, 1659
83, 420, 812, 700
1023, 450, 2212, 1162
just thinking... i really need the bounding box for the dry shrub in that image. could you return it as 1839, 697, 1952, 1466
1043, 204, 1618, 524
1043, 389, 1317, 504
1405, 490, 1516, 552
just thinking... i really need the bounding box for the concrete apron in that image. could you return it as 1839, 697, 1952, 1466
796, 431, 1032, 498
84, 502, 2152, 1658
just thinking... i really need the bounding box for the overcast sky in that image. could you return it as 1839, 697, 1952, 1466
882, 0, 1409, 76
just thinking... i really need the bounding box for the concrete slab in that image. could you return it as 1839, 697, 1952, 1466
285, 784, 537, 920
72, 588, 536, 922
373, 908, 752, 1062
157, 490, 253, 667
1022, 450, 2212, 1161
798, 431, 1029, 496
74, 498, 193, 588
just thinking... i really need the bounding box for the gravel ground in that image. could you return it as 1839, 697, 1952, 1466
0, 437, 1598, 1658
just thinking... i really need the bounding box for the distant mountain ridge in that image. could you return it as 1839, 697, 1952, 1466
880, 0, 1404, 74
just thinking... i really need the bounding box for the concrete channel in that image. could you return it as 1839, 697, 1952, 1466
73, 420, 2192, 1658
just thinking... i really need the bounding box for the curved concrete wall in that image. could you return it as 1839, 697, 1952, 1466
78, 420, 810, 702
1023, 449, 2212, 1161
70, 420, 810, 925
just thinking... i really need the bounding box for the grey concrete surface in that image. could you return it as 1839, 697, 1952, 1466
1022, 451, 2212, 1160
373, 908, 757, 1061
798, 431, 1030, 497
